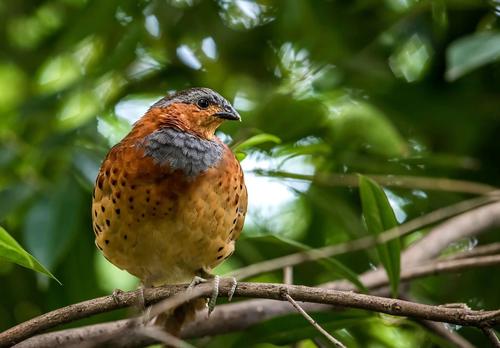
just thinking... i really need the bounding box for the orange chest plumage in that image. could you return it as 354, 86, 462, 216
92, 126, 247, 286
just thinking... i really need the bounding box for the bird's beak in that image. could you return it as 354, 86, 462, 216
214, 105, 241, 121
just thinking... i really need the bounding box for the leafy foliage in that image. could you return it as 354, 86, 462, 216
0, 227, 59, 283
1, 0, 499, 346
358, 175, 401, 297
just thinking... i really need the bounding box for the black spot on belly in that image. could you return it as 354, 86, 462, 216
217, 246, 224, 252
106, 219, 110, 227
105, 240, 109, 245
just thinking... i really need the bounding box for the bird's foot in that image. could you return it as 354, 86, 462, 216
111, 288, 124, 305
207, 276, 237, 314
188, 271, 237, 315
227, 276, 237, 302
186, 275, 220, 315
137, 286, 147, 311
187, 276, 207, 290
207, 275, 220, 315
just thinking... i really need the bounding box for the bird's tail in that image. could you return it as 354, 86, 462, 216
153, 298, 207, 337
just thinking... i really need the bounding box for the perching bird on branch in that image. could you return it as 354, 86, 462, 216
91, 87, 247, 334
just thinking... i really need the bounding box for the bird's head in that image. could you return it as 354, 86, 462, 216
143, 87, 240, 140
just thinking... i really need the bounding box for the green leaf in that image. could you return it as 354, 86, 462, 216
235, 152, 247, 161
358, 175, 400, 297
232, 133, 281, 162
232, 133, 281, 152
0, 226, 60, 283
446, 32, 500, 81
326, 100, 407, 158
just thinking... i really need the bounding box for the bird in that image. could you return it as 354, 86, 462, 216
91, 87, 247, 334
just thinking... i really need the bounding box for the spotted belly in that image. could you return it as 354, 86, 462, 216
92, 162, 246, 286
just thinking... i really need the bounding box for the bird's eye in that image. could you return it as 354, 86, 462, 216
197, 98, 210, 109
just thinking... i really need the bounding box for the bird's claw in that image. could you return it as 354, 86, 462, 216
137, 286, 147, 311
188, 276, 207, 290
228, 276, 237, 302
208, 275, 220, 315
111, 288, 124, 305
187, 275, 236, 315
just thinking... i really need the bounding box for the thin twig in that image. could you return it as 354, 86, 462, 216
367, 254, 500, 290
399, 293, 476, 348
228, 196, 499, 280
283, 266, 293, 285
444, 243, 500, 261
284, 293, 346, 348
418, 320, 476, 348
257, 170, 499, 195
482, 328, 500, 348
401, 201, 500, 266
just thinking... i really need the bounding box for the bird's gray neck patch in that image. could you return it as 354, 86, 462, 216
141, 127, 224, 176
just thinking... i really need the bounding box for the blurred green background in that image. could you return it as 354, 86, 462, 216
1, 0, 500, 347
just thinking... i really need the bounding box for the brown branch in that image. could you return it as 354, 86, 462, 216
0, 287, 187, 348
6, 237, 500, 347
444, 242, 500, 260
402, 201, 500, 266
8, 281, 500, 348
418, 320, 476, 348
228, 197, 499, 281
257, 170, 499, 195
365, 254, 500, 290
482, 328, 500, 348
326, 201, 500, 293
7, 198, 500, 347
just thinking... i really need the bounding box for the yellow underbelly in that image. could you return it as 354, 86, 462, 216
93, 167, 245, 286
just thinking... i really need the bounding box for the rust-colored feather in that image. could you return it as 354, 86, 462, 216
92, 99, 247, 286
92, 88, 246, 337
